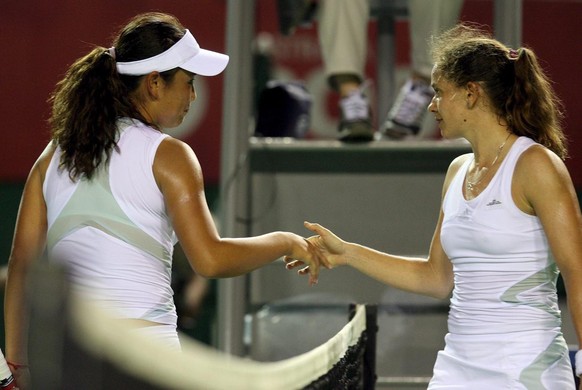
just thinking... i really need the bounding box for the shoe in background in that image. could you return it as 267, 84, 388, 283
382, 78, 434, 139
337, 84, 374, 143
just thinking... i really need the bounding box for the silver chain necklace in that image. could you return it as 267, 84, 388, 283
466, 133, 512, 192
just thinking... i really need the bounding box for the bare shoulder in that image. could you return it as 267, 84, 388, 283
514, 144, 574, 213
156, 135, 195, 156
155, 136, 202, 168
153, 136, 204, 191
516, 144, 569, 183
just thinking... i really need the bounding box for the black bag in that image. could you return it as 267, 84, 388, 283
254, 80, 312, 138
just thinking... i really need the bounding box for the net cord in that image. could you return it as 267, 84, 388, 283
71, 296, 367, 390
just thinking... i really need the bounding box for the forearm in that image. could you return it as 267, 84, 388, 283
4, 259, 31, 364
193, 231, 296, 278
562, 273, 582, 350
4, 159, 48, 364
343, 242, 452, 299
566, 288, 582, 382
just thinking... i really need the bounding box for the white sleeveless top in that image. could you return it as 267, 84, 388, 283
434, 136, 573, 388
441, 136, 562, 335
44, 119, 178, 325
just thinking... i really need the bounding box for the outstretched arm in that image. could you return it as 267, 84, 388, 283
154, 137, 327, 285
287, 216, 453, 299
285, 154, 471, 298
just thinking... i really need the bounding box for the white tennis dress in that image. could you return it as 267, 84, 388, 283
44, 119, 179, 346
432, 137, 575, 389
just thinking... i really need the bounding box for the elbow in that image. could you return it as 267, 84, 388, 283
191, 261, 222, 279
430, 288, 453, 301
180, 240, 226, 279
188, 252, 231, 279
434, 282, 454, 300
424, 276, 453, 300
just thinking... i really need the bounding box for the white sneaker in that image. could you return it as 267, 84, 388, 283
337, 84, 374, 142
382, 78, 434, 139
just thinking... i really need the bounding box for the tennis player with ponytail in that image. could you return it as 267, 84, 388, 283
5, 12, 325, 389
288, 23, 582, 389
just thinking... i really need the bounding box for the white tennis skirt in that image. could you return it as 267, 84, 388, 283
429, 329, 575, 389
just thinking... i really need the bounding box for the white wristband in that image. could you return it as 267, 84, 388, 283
576, 350, 582, 377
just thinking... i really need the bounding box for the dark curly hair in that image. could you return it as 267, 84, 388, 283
49, 12, 185, 180
431, 23, 566, 159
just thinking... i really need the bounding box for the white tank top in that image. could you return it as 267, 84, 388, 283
44, 119, 178, 325
441, 136, 562, 335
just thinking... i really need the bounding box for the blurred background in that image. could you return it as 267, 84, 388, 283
0, 1, 581, 383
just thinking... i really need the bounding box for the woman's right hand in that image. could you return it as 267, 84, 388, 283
284, 221, 348, 276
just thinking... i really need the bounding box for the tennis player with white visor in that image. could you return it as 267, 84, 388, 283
5, 12, 326, 389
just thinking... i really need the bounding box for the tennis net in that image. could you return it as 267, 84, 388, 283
27, 263, 377, 389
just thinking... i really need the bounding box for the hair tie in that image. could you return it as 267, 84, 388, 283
508, 48, 519, 60
108, 47, 116, 60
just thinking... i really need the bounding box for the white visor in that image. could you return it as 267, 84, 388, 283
116, 29, 229, 76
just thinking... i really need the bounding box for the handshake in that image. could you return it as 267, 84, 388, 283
283, 221, 348, 286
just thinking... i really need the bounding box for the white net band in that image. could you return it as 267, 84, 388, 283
71, 297, 367, 390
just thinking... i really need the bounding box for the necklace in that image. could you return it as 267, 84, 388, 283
466, 133, 512, 193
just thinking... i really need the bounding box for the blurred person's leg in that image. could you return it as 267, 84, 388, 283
319, 0, 373, 142
410, 0, 463, 78
384, 0, 464, 139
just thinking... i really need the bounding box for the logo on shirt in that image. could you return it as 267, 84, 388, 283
486, 199, 502, 206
